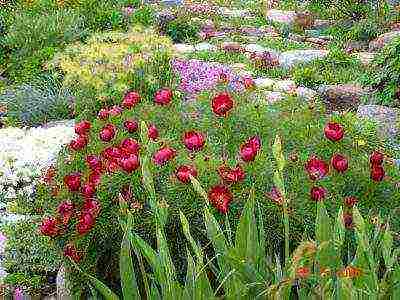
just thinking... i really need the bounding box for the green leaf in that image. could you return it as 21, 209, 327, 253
272, 135, 285, 172
190, 175, 208, 203
273, 171, 285, 195
382, 224, 394, 269
316, 201, 332, 244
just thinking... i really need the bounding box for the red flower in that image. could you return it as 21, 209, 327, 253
98, 108, 109, 120
109, 105, 123, 117
310, 186, 327, 201
218, 165, 246, 184
305, 156, 329, 180
324, 122, 344, 142
296, 267, 310, 279
344, 196, 358, 208
74, 120, 91, 135
88, 170, 102, 186
119, 154, 140, 173
57, 200, 75, 225
266, 186, 284, 205
69, 135, 88, 151
370, 165, 385, 182
81, 183, 96, 199
102, 146, 122, 160
148, 124, 159, 141
183, 131, 206, 151
86, 155, 102, 171
120, 138, 140, 155
122, 91, 140, 109
104, 159, 120, 173
64, 173, 82, 192
208, 185, 233, 214
76, 213, 96, 235
243, 77, 255, 90
370, 151, 384, 165
124, 120, 138, 133
82, 199, 101, 216
153, 147, 176, 166
63, 244, 82, 262
154, 88, 173, 105
240, 136, 261, 162
99, 124, 116, 142
211, 92, 234, 117
331, 154, 349, 173
176, 165, 197, 183
343, 213, 353, 229
39, 217, 59, 237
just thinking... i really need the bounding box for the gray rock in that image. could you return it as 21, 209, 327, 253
369, 31, 400, 51
254, 77, 276, 89
318, 84, 369, 111
266, 9, 297, 25
279, 49, 328, 69
174, 43, 195, 53
296, 86, 318, 101
357, 105, 399, 139
194, 42, 217, 52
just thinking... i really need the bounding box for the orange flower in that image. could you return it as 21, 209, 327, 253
338, 266, 362, 278
296, 267, 310, 279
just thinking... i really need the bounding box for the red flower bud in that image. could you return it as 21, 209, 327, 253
122, 91, 140, 109
154, 88, 173, 105
102, 146, 122, 160
211, 92, 234, 117
370, 151, 384, 165
343, 213, 353, 229
63, 244, 82, 262
305, 156, 329, 180
76, 213, 96, 235
344, 196, 358, 208
86, 155, 102, 171
98, 108, 110, 120
99, 124, 116, 142
109, 105, 123, 117
82, 199, 101, 217
81, 183, 96, 199
57, 200, 75, 225
153, 147, 176, 166
208, 185, 233, 214
88, 170, 102, 186
39, 217, 59, 237
104, 159, 120, 173
240, 136, 261, 162
64, 173, 82, 192
324, 122, 344, 142
310, 186, 327, 201
148, 124, 159, 141
119, 154, 140, 173
120, 138, 140, 155
370, 165, 385, 182
74, 120, 91, 135
124, 119, 139, 133
183, 131, 206, 151
69, 135, 88, 151
176, 165, 197, 183
218, 164, 246, 184
331, 154, 349, 173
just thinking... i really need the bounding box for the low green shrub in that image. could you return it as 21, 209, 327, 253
164, 17, 200, 44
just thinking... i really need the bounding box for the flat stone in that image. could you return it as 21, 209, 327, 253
244, 43, 266, 54
265, 91, 285, 104
279, 49, 328, 69
273, 80, 297, 93
174, 43, 195, 53
266, 9, 297, 25
317, 84, 369, 111
296, 86, 318, 101
220, 42, 243, 52
369, 31, 400, 51
254, 77, 276, 89
353, 52, 376, 66
194, 42, 217, 52
218, 7, 251, 18
357, 105, 399, 139
305, 37, 329, 47
345, 41, 368, 54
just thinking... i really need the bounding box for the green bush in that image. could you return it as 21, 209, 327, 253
1, 219, 60, 295
360, 37, 400, 107
165, 17, 200, 44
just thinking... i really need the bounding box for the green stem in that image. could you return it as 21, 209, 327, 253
282, 200, 290, 269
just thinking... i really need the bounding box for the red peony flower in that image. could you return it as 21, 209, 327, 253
86, 155, 102, 171
154, 88, 173, 105
88, 170, 102, 186
102, 146, 122, 160
324, 122, 344, 142
74, 120, 91, 135
57, 200, 75, 225
82, 199, 101, 216
305, 156, 329, 180
63, 244, 82, 262
69, 135, 88, 151
218, 164, 246, 184
344, 196, 358, 208
109, 105, 123, 117
64, 173, 82, 192
208, 185, 233, 214
120, 138, 140, 155
212, 92, 234, 117
370, 151, 384, 165
99, 124, 116, 142
119, 154, 140, 173
183, 131, 206, 151
39, 217, 59, 237
371, 165, 385, 182
81, 183, 96, 199
122, 91, 140, 109
310, 186, 327, 201
76, 213, 96, 235
240, 136, 261, 162
124, 119, 138, 133
331, 154, 349, 173
148, 124, 159, 141
98, 108, 109, 120
153, 147, 176, 166
176, 165, 197, 183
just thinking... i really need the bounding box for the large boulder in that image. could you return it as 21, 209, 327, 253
317, 84, 369, 111
357, 105, 400, 139
369, 31, 400, 51
279, 49, 328, 69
